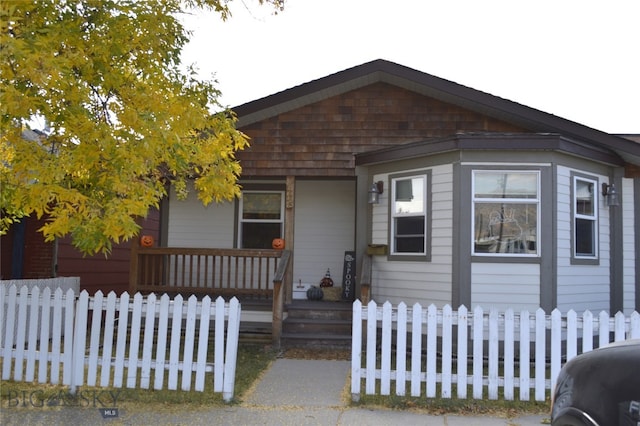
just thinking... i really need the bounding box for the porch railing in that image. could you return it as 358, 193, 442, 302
129, 246, 291, 347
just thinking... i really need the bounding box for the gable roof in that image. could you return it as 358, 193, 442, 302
234, 59, 639, 166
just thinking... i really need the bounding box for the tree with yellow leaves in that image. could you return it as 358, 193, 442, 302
1, 0, 283, 254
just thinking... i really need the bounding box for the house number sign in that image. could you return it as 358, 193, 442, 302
341, 251, 355, 301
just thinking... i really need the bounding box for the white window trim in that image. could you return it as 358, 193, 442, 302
237, 190, 285, 248
390, 174, 427, 256
471, 170, 541, 257
572, 175, 598, 259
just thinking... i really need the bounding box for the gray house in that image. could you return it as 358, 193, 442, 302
155, 60, 639, 316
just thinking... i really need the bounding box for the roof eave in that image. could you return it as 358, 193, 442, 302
234, 60, 640, 165
355, 133, 625, 167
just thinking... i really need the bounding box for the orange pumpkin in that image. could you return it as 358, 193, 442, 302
140, 235, 154, 248
272, 238, 285, 250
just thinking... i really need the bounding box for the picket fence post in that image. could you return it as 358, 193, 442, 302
410, 303, 422, 397
37, 287, 52, 384
472, 305, 483, 399
1, 285, 17, 381
456, 305, 468, 399
395, 302, 407, 396
195, 295, 212, 392
222, 297, 241, 402
350, 299, 363, 401
441, 304, 452, 399
380, 301, 392, 395
100, 291, 117, 387
632, 312, 640, 338
366, 300, 377, 395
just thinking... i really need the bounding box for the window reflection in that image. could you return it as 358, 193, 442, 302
473, 171, 539, 256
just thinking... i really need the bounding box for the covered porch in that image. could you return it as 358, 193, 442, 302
129, 245, 291, 347
129, 245, 374, 347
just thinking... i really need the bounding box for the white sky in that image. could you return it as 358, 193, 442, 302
180, 0, 640, 134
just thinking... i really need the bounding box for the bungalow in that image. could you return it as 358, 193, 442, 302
157, 59, 639, 316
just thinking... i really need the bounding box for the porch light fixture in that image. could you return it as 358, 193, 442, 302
368, 181, 384, 204
602, 182, 620, 207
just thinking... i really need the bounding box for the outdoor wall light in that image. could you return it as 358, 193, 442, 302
602, 182, 620, 207
368, 181, 384, 204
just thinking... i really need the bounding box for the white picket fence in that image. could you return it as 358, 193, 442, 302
351, 300, 640, 402
0, 284, 241, 402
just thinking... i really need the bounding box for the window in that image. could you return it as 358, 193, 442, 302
238, 191, 284, 249
391, 174, 427, 255
573, 176, 597, 258
472, 171, 540, 256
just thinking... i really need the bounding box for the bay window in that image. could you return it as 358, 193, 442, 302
472, 171, 540, 256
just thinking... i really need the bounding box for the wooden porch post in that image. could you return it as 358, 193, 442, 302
272, 250, 291, 349
360, 254, 372, 304
284, 176, 295, 304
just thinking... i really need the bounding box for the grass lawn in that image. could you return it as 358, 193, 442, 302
0, 344, 277, 411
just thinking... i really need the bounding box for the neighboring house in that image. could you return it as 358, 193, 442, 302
1, 211, 159, 295
159, 60, 639, 314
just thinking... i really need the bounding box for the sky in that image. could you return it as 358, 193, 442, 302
180, 0, 640, 134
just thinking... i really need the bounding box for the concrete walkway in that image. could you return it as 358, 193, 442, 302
1, 359, 550, 425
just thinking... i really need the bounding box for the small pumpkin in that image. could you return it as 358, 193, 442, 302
140, 234, 154, 248
306, 286, 324, 301
272, 238, 285, 250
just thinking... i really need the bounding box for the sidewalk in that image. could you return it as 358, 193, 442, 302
1, 359, 550, 425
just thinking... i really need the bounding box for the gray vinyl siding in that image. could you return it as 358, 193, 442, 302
470, 263, 540, 311
370, 164, 453, 307
166, 187, 235, 248
556, 166, 610, 313
292, 180, 356, 288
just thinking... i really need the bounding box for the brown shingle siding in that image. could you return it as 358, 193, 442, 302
237, 82, 523, 177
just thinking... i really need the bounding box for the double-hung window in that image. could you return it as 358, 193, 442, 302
472, 170, 540, 256
238, 191, 284, 249
390, 174, 427, 256
573, 176, 598, 259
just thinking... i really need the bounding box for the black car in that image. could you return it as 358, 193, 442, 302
551, 339, 640, 426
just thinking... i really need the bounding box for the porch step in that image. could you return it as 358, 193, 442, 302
286, 301, 353, 320
239, 321, 272, 344
283, 317, 353, 335
280, 332, 352, 349
282, 301, 353, 349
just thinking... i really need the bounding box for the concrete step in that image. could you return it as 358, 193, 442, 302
282, 317, 352, 335
239, 321, 272, 344
281, 332, 352, 349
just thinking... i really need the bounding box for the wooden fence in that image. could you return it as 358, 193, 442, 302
351, 300, 640, 402
0, 284, 241, 402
